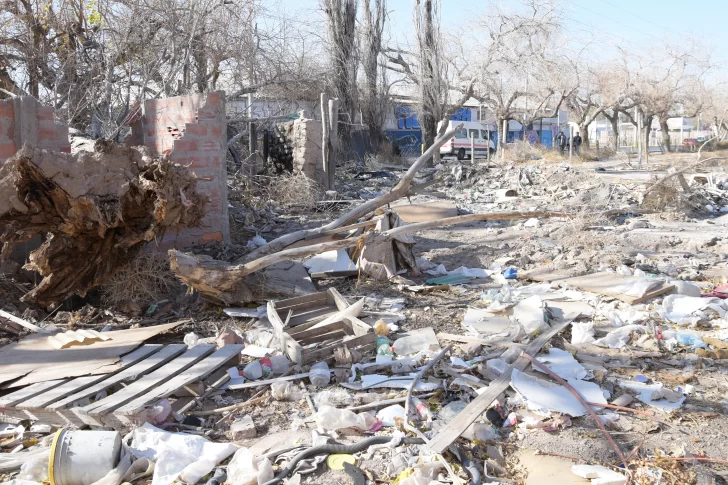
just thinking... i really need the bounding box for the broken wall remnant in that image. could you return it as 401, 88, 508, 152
278, 118, 325, 185
0, 97, 71, 163
0, 144, 206, 305
127, 91, 230, 247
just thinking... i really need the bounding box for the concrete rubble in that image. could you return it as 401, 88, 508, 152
3, 122, 728, 485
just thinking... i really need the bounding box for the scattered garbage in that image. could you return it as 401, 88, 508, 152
50, 430, 121, 485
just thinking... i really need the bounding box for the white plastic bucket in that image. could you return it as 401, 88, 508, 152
49, 429, 121, 485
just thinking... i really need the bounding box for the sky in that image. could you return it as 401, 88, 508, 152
277, 0, 728, 66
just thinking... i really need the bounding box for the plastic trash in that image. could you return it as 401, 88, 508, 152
18, 454, 48, 482
314, 388, 354, 408
242, 356, 289, 380
504, 267, 517, 279
438, 400, 467, 423
571, 322, 596, 344
376, 335, 393, 355
309, 361, 331, 387
314, 405, 373, 430
270, 382, 304, 401
374, 319, 390, 335
148, 399, 172, 425
183, 332, 199, 347
675, 332, 706, 349
673, 281, 701, 297
377, 404, 406, 426
227, 448, 274, 485
486, 359, 509, 377
392, 331, 437, 355
411, 397, 433, 423
130, 423, 237, 485
0, 447, 50, 473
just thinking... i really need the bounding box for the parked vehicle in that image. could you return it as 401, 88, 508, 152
438, 121, 496, 160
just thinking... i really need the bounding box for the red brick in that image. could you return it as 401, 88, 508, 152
0, 101, 13, 118
38, 128, 57, 140
173, 139, 198, 152
209, 125, 222, 138
206, 92, 221, 106
59, 146, 71, 153
200, 140, 220, 152
37, 107, 54, 121
184, 123, 208, 137
0, 142, 17, 158
196, 109, 218, 120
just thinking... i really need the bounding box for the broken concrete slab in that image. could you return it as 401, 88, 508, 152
228, 415, 257, 441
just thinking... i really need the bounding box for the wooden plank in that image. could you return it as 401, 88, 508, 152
346, 316, 372, 337
288, 321, 346, 340
0, 309, 48, 334
426, 320, 572, 454
16, 345, 162, 410
79, 344, 215, 417
328, 288, 350, 311
288, 307, 336, 327
0, 379, 68, 408
114, 344, 243, 419
301, 333, 376, 364
298, 329, 347, 346
273, 293, 328, 312
48, 344, 186, 411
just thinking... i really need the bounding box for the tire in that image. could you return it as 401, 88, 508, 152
457, 148, 466, 160
489, 147, 496, 156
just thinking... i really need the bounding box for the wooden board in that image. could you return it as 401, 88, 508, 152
47, 344, 187, 411
78, 344, 215, 422
426, 320, 572, 454
0, 320, 187, 388
0, 379, 68, 408
521, 270, 674, 305
228, 372, 312, 390
16, 345, 162, 410
114, 344, 242, 424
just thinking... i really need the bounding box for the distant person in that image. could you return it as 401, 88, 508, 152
556, 131, 566, 154
573, 132, 583, 153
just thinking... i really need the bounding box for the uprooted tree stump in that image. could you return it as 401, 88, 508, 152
0, 143, 206, 305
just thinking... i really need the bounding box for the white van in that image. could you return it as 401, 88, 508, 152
438, 120, 496, 160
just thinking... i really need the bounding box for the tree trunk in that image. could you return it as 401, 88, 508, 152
608, 114, 619, 151
496, 117, 506, 154
660, 119, 672, 152
643, 115, 654, 160
579, 123, 590, 149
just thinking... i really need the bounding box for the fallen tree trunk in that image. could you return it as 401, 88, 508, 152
0, 143, 205, 305
170, 210, 574, 304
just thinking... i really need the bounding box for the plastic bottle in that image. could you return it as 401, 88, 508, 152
376, 335, 393, 356
270, 381, 304, 401
309, 361, 331, 387
374, 319, 390, 335
412, 397, 433, 424
438, 400, 467, 423
242, 356, 289, 380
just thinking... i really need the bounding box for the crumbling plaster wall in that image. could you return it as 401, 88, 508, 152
128, 91, 230, 247
280, 118, 325, 185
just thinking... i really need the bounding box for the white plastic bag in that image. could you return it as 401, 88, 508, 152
227, 448, 274, 485
130, 423, 237, 485
571, 322, 596, 344
512, 295, 549, 334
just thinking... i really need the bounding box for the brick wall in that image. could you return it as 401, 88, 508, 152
0, 97, 70, 164
128, 91, 230, 248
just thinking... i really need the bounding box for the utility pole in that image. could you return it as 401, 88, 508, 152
248, 92, 256, 175
486, 127, 490, 161
470, 131, 475, 161
502, 120, 507, 161
637, 109, 642, 167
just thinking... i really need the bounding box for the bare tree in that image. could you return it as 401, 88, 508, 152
360, 0, 387, 153
321, 0, 359, 146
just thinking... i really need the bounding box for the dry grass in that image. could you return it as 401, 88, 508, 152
267, 171, 324, 211
102, 253, 184, 307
